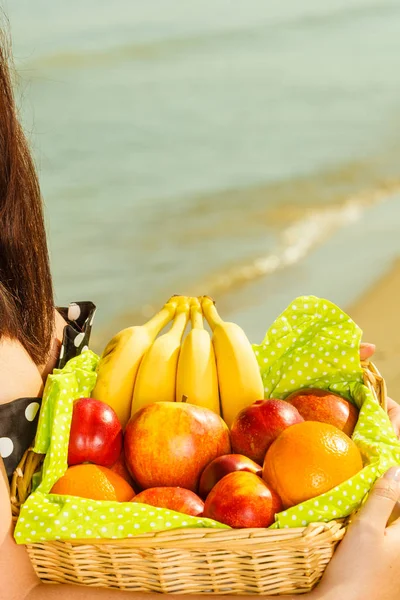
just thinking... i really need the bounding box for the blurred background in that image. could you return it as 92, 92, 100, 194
5, 1, 400, 390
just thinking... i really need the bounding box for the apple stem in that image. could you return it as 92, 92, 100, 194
181, 395, 188, 403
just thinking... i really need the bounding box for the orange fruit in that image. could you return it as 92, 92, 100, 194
51, 464, 135, 502
263, 421, 363, 508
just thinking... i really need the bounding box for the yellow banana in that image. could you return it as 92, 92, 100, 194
131, 299, 190, 414
92, 298, 178, 427
176, 299, 220, 414
201, 296, 264, 427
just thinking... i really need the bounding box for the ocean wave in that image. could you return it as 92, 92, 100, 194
89, 180, 400, 350
197, 185, 400, 300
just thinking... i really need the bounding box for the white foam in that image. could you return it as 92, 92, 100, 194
206, 194, 389, 296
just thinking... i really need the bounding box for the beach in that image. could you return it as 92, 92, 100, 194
348, 259, 400, 400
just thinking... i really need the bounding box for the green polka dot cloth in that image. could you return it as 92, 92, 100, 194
14, 350, 227, 544
253, 295, 400, 529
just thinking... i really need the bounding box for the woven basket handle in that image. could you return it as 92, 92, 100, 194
362, 360, 387, 412
10, 448, 44, 519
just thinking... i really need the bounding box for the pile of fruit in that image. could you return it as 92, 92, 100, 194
50, 296, 364, 529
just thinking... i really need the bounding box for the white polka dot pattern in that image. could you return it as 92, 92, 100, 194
0, 437, 14, 458
67, 303, 81, 321
73, 332, 85, 348
253, 296, 400, 529
25, 402, 40, 422
14, 350, 227, 544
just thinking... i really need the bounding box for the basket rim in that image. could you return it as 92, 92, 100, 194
23, 519, 346, 548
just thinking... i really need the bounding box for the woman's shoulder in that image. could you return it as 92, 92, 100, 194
0, 307, 71, 404
0, 302, 96, 404
0, 337, 44, 404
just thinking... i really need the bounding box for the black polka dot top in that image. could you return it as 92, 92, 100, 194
0, 301, 96, 479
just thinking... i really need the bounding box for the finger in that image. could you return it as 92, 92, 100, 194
386, 397, 400, 438
388, 501, 400, 526
359, 343, 376, 361
354, 467, 400, 530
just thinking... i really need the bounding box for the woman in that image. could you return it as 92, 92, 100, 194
1, 32, 400, 600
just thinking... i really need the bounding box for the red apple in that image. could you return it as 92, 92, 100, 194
230, 399, 303, 465
198, 454, 262, 499
132, 487, 204, 516
286, 389, 359, 436
203, 471, 282, 528
124, 402, 231, 492
68, 397, 123, 467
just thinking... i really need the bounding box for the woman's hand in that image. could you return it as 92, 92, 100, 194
312, 344, 400, 599
313, 467, 400, 600
359, 342, 376, 362
360, 342, 400, 437
385, 397, 400, 438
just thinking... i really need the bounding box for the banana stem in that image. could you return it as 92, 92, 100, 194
168, 295, 188, 306
201, 297, 223, 331
190, 305, 204, 329
190, 297, 201, 308
146, 300, 178, 337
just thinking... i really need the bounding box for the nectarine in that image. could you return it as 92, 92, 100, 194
230, 399, 303, 464
203, 471, 282, 528
198, 454, 262, 499
286, 389, 359, 436
132, 487, 204, 516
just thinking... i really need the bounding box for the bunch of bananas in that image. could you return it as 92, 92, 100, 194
92, 296, 264, 428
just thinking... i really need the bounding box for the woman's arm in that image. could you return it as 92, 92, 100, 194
26, 586, 304, 600
315, 467, 400, 600
0, 458, 39, 598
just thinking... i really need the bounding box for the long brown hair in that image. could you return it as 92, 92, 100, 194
0, 30, 54, 364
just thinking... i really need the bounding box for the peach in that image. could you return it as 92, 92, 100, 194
230, 399, 303, 465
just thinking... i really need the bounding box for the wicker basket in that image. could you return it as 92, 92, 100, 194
11, 361, 387, 595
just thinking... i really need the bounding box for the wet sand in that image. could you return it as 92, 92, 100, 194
348, 258, 400, 400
